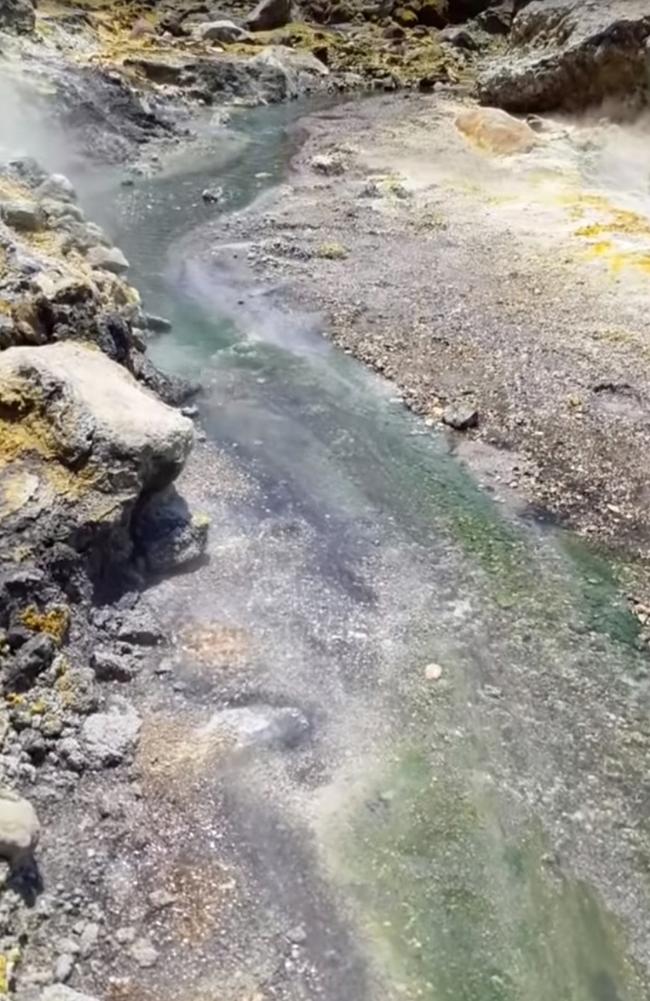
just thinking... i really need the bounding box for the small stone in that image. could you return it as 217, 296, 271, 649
286, 924, 307, 944
181, 404, 199, 418
442, 406, 479, 432
86, 245, 130, 275
78, 921, 100, 958
129, 937, 159, 968
90, 649, 136, 683
144, 313, 172, 334
58, 737, 86, 773
202, 186, 223, 204
310, 153, 345, 176
115, 926, 136, 946
424, 663, 443, 682
148, 889, 177, 910
54, 953, 75, 983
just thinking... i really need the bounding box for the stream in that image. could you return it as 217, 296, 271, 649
76, 101, 650, 1001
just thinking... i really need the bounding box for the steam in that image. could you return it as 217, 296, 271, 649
0, 68, 73, 175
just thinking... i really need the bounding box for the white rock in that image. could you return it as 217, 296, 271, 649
0, 788, 40, 866
197, 19, 251, 43
40, 988, 99, 1001
86, 244, 130, 274
81, 701, 141, 768
424, 663, 443, 682
129, 937, 159, 968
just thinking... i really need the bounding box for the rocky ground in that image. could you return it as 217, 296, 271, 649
2, 0, 650, 997
202, 93, 650, 578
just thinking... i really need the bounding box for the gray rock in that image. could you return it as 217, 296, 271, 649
129, 937, 159, 968
86, 244, 130, 274
115, 608, 166, 646
144, 313, 172, 334
81, 701, 141, 768
202, 186, 224, 204
36, 174, 77, 204
442, 405, 479, 431
246, 0, 291, 31
0, 200, 45, 232
0, 0, 35, 33
134, 486, 209, 574
40, 199, 85, 222
4, 633, 56, 692
0, 788, 40, 867
148, 889, 177, 910
479, 0, 650, 112
115, 926, 136, 945
53, 953, 75, 983
39, 987, 100, 1001
310, 153, 345, 176
90, 648, 137, 683
0, 342, 194, 570
57, 737, 86, 773
203, 705, 310, 750
78, 921, 100, 958
197, 20, 252, 43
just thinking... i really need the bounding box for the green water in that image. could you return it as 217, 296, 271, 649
81, 101, 649, 1001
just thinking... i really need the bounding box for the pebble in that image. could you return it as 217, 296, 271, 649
53, 953, 75, 983
424, 662, 443, 682
129, 937, 159, 968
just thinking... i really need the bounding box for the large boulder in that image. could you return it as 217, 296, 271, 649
0, 0, 35, 34
246, 0, 292, 32
0, 342, 194, 574
455, 106, 539, 154
479, 0, 650, 112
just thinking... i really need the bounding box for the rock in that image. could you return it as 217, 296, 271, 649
201, 186, 224, 204
197, 20, 252, 43
148, 889, 177, 910
39, 988, 100, 1001
479, 0, 650, 112
134, 487, 209, 574
144, 313, 172, 334
78, 921, 100, 958
54, 954, 75, 983
81, 700, 142, 768
58, 737, 86, 772
181, 404, 199, 418
455, 107, 539, 154
0, 788, 40, 867
201, 705, 310, 750
35, 174, 77, 204
0, 342, 194, 574
129, 937, 159, 968
286, 924, 307, 944
310, 153, 345, 176
40, 199, 85, 223
424, 662, 443, 681
439, 25, 485, 50
442, 405, 479, 431
86, 245, 130, 275
0, 0, 35, 33
90, 649, 137, 683
0, 200, 45, 232
4, 634, 56, 692
246, 0, 291, 31
115, 608, 166, 646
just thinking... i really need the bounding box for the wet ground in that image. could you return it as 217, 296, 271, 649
78, 100, 650, 1001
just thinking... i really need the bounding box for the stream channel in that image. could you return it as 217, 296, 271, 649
74, 100, 650, 1001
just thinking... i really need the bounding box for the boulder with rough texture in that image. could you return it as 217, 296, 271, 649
0, 342, 194, 572
0, 788, 40, 867
0, 200, 45, 232
246, 0, 292, 31
455, 107, 538, 154
81, 700, 141, 767
86, 244, 130, 274
35, 173, 77, 204
479, 0, 650, 112
0, 0, 35, 33
197, 20, 252, 43
134, 486, 209, 573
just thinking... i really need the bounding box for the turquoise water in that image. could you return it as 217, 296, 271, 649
81, 101, 649, 1001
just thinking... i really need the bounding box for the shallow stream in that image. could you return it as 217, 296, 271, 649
78, 101, 650, 1001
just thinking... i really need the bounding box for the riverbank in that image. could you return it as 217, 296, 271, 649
201, 92, 650, 582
